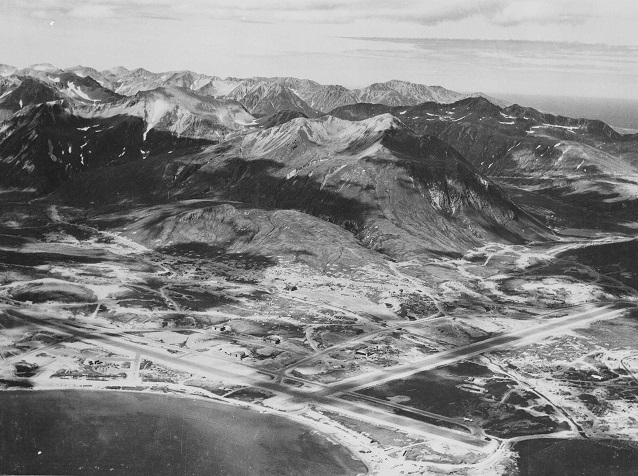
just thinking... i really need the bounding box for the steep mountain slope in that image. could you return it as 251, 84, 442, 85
75, 86, 256, 142
0, 64, 17, 77
255, 110, 308, 129
34, 66, 504, 116
107, 201, 388, 271
54, 73, 124, 103
266, 77, 323, 97
11, 64, 64, 84
100, 66, 130, 86
106, 68, 166, 95
220, 114, 547, 254
0, 73, 123, 119
226, 81, 320, 118
0, 72, 255, 194
83, 70, 320, 118
26, 63, 59, 72
0, 85, 256, 192
4, 62, 632, 235
326, 103, 393, 121
191, 77, 245, 98
330, 98, 635, 178
351, 80, 507, 110
160, 70, 211, 90
0, 101, 146, 192
304, 84, 359, 112
103, 66, 130, 76
354, 82, 413, 107
0, 76, 18, 96
0, 77, 63, 120
52, 114, 548, 257
65, 65, 109, 85
330, 98, 638, 228
252, 78, 505, 113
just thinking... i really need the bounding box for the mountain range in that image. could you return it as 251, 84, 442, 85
1, 62, 637, 263
0, 63, 505, 118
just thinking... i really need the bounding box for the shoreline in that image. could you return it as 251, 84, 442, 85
0, 381, 377, 476
0, 380, 523, 475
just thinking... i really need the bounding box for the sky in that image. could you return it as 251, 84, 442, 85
1, 0, 637, 99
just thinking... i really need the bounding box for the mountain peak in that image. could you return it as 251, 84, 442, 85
65, 65, 101, 78
28, 63, 60, 72
245, 113, 409, 156
103, 66, 130, 76
127, 68, 157, 78
0, 64, 17, 77
359, 112, 406, 133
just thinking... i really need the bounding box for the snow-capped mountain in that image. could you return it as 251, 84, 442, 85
0, 77, 63, 120
26, 63, 60, 72
304, 84, 359, 113
330, 97, 635, 178
47, 112, 548, 256
2, 61, 635, 238
0, 64, 17, 77
225, 81, 320, 118
0, 78, 257, 192
0, 64, 506, 118
353, 80, 507, 109
75, 86, 256, 141
0, 74, 123, 121
330, 97, 638, 229
0, 101, 146, 192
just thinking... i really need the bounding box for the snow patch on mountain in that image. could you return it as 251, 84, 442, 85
75, 87, 255, 141
244, 113, 404, 157
142, 97, 174, 141
63, 82, 99, 102
29, 63, 59, 72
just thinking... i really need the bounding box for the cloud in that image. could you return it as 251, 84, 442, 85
183, 0, 510, 25
5, 0, 177, 21
389, 0, 508, 26
0, 0, 620, 31
341, 37, 638, 75
2, 0, 578, 25
492, 1, 591, 26
67, 5, 115, 19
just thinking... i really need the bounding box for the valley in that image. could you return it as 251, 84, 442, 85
1, 198, 637, 474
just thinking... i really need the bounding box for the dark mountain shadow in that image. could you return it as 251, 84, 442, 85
0, 76, 62, 114
60, 151, 379, 232
257, 110, 308, 129
327, 102, 392, 121
499, 184, 635, 233
197, 156, 376, 230
558, 239, 638, 292
50, 129, 549, 260
0, 102, 217, 193
377, 129, 547, 233
539, 184, 638, 217
156, 242, 277, 271
49, 144, 211, 208
144, 129, 217, 156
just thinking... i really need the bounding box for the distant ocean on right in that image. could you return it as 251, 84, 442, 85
493, 93, 638, 132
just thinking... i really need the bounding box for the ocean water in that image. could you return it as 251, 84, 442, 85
514, 438, 638, 476
0, 390, 366, 476
494, 94, 638, 132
